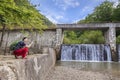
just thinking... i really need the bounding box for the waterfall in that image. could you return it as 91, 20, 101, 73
61, 44, 112, 61
118, 45, 120, 61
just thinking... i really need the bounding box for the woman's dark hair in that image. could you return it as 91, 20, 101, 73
22, 37, 27, 41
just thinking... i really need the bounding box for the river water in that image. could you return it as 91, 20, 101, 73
56, 61, 120, 78
54, 44, 120, 79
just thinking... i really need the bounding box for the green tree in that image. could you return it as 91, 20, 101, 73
113, 0, 120, 43
112, 0, 120, 21
78, 1, 113, 23
79, 30, 105, 44
94, 1, 113, 22
78, 13, 96, 23
0, 0, 21, 46
63, 31, 81, 44
117, 35, 120, 44
0, 0, 48, 47
74, 1, 113, 44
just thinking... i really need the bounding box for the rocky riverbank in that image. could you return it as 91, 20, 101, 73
45, 66, 120, 80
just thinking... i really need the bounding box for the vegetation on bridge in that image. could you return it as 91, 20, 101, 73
64, 0, 120, 44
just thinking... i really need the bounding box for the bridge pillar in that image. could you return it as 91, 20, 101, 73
55, 29, 63, 47
55, 29, 64, 59
105, 27, 118, 61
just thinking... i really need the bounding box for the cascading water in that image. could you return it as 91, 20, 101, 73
117, 45, 120, 61
61, 44, 112, 61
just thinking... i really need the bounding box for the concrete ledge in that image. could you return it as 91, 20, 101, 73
57, 23, 120, 30
0, 48, 56, 80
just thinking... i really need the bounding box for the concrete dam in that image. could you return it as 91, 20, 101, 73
0, 23, 120, 80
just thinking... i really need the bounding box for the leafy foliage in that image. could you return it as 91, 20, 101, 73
78, 1, 113, 23
79, 30, 105, 44
64, 0, 120, 44
117, 35, 120, 44
63, 31, 81, 44
0, 0, 53, 47
63, 30, 105, 44
0, 0, 53, 30
112, 0, 120, 22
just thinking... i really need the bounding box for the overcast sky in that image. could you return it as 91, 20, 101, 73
30, 0, 118, 24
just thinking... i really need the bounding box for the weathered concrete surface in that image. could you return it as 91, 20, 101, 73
45, 66, 120, 80
0, 48, 56, 80
55, 29, 63, 47
55, 29, 64, 59
57, 23, 120, 30
0, 30, 56, 54
105, 27, 117, 61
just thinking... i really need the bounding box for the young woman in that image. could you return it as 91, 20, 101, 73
13, 37, 33, 59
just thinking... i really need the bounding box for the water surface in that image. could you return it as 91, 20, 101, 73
56, 61, 120, 78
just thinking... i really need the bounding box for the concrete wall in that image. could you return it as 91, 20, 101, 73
0, 48, 56, 80
0, 30, 56, 54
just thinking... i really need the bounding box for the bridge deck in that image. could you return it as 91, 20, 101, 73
56, 23, 120, 30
